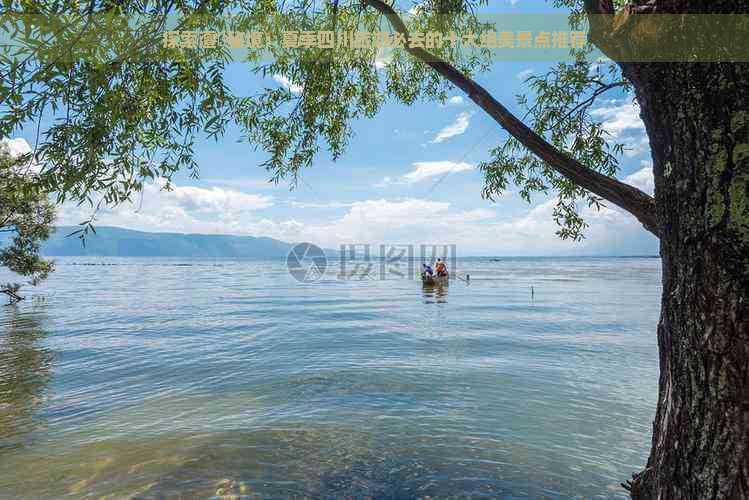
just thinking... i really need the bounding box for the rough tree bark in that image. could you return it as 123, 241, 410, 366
627, 59, 749, 500
586, 3, 749, 498
364, 0, 749, 498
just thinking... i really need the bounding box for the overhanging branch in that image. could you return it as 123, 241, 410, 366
1, 287, 24, 304
362, 0, 660, 238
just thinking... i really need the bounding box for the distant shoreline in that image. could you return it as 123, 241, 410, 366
42, 254, 661, 259
6, 226, 660, 259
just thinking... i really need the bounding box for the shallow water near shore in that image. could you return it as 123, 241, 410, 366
0, 257, 660, 499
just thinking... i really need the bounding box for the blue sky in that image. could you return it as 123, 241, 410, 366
4, 0, 659, 256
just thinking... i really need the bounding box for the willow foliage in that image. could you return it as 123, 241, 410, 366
1, 0, 635, 239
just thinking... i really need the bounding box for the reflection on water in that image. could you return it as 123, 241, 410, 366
0, 305, 53, 452
422, 281, 449, 304
0, 257, 661, 498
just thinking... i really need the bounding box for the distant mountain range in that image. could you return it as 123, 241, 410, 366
1, 225, 658, 259
38, 226, 302, 258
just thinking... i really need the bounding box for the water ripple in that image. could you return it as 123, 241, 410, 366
0, 257, 661, 498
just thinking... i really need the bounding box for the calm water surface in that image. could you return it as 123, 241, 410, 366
0, 257, 661, 499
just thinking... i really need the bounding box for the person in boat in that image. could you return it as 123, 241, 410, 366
422, 263, 434, 277
434, 258, 448, 277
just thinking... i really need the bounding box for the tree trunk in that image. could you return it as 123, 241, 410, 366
627, 62, 749, 499
370, 1, 749, 494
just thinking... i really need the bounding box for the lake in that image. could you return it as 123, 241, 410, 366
0, 256, 661, 499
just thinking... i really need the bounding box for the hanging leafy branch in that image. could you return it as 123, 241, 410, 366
482, 60, 631, 240
0, 0, 657, 242
0, 148, 56, 303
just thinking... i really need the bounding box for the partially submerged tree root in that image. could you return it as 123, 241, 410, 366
623, 467, 655, 500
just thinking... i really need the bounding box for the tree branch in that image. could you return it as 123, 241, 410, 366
550, 81, 627, 130
583, 0, 617, 54
1, 287, 24, 304
582, 0, 657, 84
584, 1, 615, 20
362, 0, 659, 238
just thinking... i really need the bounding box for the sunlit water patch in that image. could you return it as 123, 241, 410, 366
0, 257, 661, 498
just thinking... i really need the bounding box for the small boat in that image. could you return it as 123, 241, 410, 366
421, 273, 449, 286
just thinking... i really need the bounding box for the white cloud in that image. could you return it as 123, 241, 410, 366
201, 178, 288, 191
450, 208, 496, 222
623, 134, 650, 158
374, 47, 393, 70
431, 112, 470, 143
450, 197, 657, 256
0, 137, 32, 157
623, 161, 654, 195
375, 176, 393, 188
272, 74, 303, 94
377, 160, 474, 187
291, 196, 656, 256
167, 184, 272, 213
344, 199, 447, 224
516, 68, 534, 81
402, 160, 473, 183
288, 200, 354, 209
590, 101, 644, 138
58, 180, 273, 235
446, 95, 464, 106
1, 137, 44, 174
58, 186, 658, 255
298, 198, 484, 247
